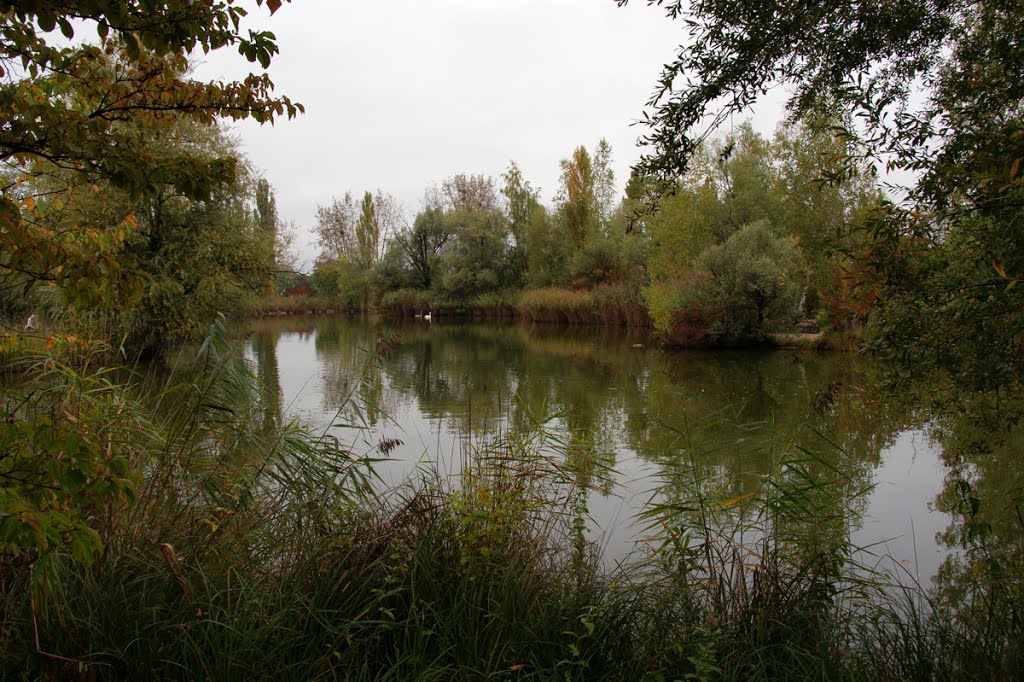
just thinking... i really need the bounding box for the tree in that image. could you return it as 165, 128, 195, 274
400, 207, 452, 290
620, 0, 955, 181
525, 205, 571, 288
437, 208, 509, 301
0, 2, 301, 308
315, 192, 359, 263
696, 220, 805, 343
317, 190, 402, 268
428, 174, 513, 300
370, 192, 405, 265
31, 122, 277, 353
501, 161, 540, 286
433, 174, 500, 214
558, 146, 597, 250
0, 0, 299, 563
592, 138, 617, 228
621, 0, 1024, 395
255, 178, 279, 243
357, 191, 379, 270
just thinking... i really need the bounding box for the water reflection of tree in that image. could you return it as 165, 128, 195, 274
927, 410, 1024, 667
253, 317, 922, 554
250, 325, 282, 437
628, 351, 910, 493
313, 317, 400, 430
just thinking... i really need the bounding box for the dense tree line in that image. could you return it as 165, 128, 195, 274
311, 125, 878, 345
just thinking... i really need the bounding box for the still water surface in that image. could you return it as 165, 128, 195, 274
246, 316, 951, 583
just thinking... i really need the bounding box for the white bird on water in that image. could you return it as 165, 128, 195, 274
423, 311, 432, 321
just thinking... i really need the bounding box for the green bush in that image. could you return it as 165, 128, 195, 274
695, 220, 805, 345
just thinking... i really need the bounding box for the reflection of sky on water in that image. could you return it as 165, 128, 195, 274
854, 430, 950, 586
247, 317, 952, 584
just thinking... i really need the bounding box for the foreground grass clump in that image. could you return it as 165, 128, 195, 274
1, 328, 1022, 680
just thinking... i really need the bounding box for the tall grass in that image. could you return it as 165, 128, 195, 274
516, 284, 649, 327
378, 289, 435, 318
256, 294, 345, 316
1, 327, 1021, 679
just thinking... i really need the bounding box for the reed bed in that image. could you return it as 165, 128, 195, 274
515, 285, 649, 327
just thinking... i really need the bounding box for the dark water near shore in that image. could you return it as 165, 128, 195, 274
244, 316, 964, 582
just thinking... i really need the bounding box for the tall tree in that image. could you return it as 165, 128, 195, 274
254, 177, 279, 292
315, 192, 359, 263
558, 146, 597, 250
255, 178, 279, 238
501, 161, 540, 286
0, 2, 301, 307
592, 138, 617, 229
357, 191, 380, 270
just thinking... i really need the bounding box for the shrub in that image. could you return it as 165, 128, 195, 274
467, 289, 519, 317
695, 220, 805, 345
590, 283, 650, 327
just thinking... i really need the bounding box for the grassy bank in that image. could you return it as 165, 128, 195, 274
256, 295, 352, 317
3, 329, 1016, 680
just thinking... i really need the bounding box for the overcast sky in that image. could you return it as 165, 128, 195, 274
194, 0, 786, 268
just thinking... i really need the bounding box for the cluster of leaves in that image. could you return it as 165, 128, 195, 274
0, 0, 301, 313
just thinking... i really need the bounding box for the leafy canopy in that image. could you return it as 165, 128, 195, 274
625, 0, 1024, 397
0, 0, 302, 306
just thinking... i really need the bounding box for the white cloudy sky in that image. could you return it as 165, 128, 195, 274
194, 0, 787, 267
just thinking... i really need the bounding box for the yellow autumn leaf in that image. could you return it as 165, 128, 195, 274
719, 490, 757, 509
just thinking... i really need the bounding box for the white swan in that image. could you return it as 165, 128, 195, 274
423, 311, 432, 321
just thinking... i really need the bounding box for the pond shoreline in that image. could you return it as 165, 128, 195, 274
252, 301, 849, 351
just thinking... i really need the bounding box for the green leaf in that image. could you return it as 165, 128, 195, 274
38, 12, 56, 33
58, 17, 74, 40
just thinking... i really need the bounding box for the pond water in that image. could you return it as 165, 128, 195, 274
245, 315, 955, 584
